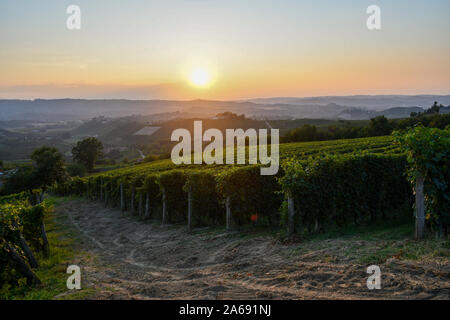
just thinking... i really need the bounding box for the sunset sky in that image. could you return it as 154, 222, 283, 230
0, 0, 449, 100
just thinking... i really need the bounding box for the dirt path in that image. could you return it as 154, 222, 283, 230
55, 199, 450, 300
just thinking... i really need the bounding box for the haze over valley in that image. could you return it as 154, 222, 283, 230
1, 95, 450, 122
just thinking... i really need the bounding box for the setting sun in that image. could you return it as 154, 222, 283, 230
189, 68, 211, 88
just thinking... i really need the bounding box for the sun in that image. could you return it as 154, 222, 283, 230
189, 68, 211, 88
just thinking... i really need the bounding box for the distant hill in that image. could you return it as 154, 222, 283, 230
0, 95, 449, 121
439, 106, 450, 114
338, 106, 426, 120
247, 95, 450, 111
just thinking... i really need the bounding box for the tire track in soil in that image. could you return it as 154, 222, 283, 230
56, 199, 450, 300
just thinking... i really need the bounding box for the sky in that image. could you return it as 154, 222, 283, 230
0, 0, 449, 100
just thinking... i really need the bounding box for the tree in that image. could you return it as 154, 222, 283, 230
72, 137, 104, 172
283, 124, 318, 142
215, 112, 246, 120
31, 146, 67, 193
368, 116, 391, 136
425, 101, 441, 114
30, 146, 66, 256
1, 166, 39, 196
67, 163, 87, 177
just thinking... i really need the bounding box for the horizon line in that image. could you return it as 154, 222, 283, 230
1, 93, 450, 102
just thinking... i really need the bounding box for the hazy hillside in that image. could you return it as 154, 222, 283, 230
247, 95, 450, 110
1, 95, 448, 122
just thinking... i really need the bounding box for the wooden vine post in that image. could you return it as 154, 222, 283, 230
288, 193, 295, 236
144, 192, 150, 219
415, 175, 425, 239
130, 188, 135, 215
34, 194, 50, 256
104, 183, 108, 207
138, 193, 143, 217
100, 178, 103, 201
5, 242, 41, 286
12, 220, 39, 268
162, 188, 167, 224
120, 183, 124, 212
187, 186, 192, 232
110, 183, 113, 207
19, 233, 39, 268
41, 221, 50, 257
226, 197, 232, 231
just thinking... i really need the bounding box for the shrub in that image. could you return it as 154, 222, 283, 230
0, 197, 50, 289
137, 174, 161, 218
158, 170, 187, 223
67, 163, 87, 177
394, 125, 450, 234
217, 165, 282, 226
20, 203, 50, 252
279, 153, 412, 234
184, 170, 224, 226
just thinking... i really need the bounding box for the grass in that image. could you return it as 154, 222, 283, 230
4, 194, 447, 299
1, 195, 97, 300
356, 239, 450, 265
164, 210, 449, 267
306, 216, 414, 242
188, 215, 450, 265
285, 216, 450, 265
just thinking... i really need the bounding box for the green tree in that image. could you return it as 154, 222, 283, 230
283, 124, 318, 142
31, 146, 67, 193
368, 116, 392, 136
72, 137, 104, 172
29, 146, 66, 256
67, 163, 87, 177
425, 101, 441, 114
1, 166, 39, 195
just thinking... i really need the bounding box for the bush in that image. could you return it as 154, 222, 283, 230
158, 170, 187, 223
0, 197, 50, 289
184, 170, 224, 226
20, 202, 50, 252
217, 165, 282, 226
279, 153, 412, 234
67, 163, 87, 177
394, 125, 450, 234
137, 174, 161, 218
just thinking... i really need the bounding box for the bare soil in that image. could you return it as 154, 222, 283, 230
55, 199, 450, 300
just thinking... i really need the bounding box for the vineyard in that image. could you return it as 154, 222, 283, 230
1, 129, 448, 298
0, 191, 51, 290
54, 135, 413, 232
